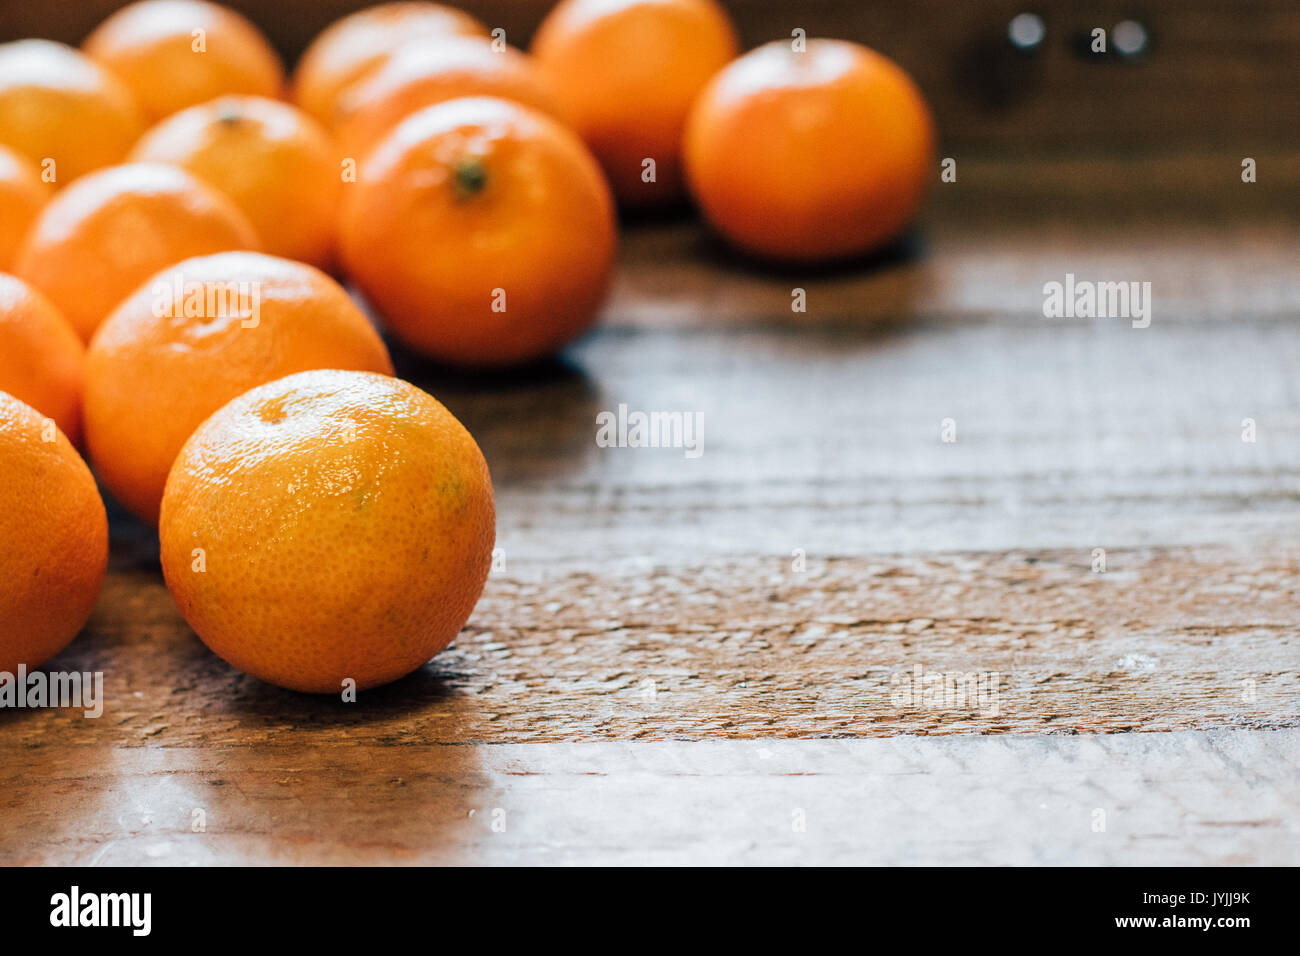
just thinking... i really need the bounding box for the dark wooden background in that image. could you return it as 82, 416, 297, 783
1, 1, 1298, 865
4, 0, 1299, 150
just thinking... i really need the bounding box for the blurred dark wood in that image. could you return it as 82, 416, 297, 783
2, 0, 1297, 150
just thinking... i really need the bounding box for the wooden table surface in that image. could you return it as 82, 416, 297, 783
3, 151, 1297, 865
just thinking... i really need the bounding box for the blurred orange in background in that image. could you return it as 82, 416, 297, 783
0, 274, 85, 445
130, 95, 342, 269
83, 0, 284, 120
13, 162, 260, 341
292, 1, 488, 126
0, 144, 50, 270
531, 0, 739, 207
684, 38, 935, 263
331, 36, 562, 157
0, 39, 144, 184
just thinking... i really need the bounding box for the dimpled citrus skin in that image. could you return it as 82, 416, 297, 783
14, 163, 261, 342
332, 36, 563, 158
530, 0, 739, 207
0, 40, 144, 184
339, 97, 616, 367
0, 274, 86, 445
130, 95, 343, 269
293, 1, 488, 127
0, 391, 107, 674
84, 251, 394, 526
159, 369, 496, 694
83, 0, 285, 122
0, 145, 51, 271
683, 38, 936, 263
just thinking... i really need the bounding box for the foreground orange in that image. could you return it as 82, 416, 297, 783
0, 40, 144, 184
0, 145, 50, 271
14, 163, 260, 341
0, 391, 107, 674
83, 0, 284, 121
340, 97, 616, 366
332, 37, 562, 157
160, 369, 495, 694
130, 96, 342, 269
531, 0, 738, 207
85, 251, 393, 525
292, 1, 488, 126
683, 38, 935, 263
0, 275, 85, 445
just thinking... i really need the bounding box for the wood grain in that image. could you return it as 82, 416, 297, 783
2, 731, 1295, 865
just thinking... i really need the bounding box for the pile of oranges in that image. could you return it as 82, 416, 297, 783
0, 0, 934, 694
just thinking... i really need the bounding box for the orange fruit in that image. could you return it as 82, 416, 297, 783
332, 36, 563, 158
159, 368, 495, 694
130, 96, 342, 269
339, 97, 616, 367
83, 0, 285, 122
13, 162, 260, 342
0, 274, 85, 446
84, 251, 393, 525
683, 39, 935, 263
0, 40, 145, 184
292, 1, 488, 126
0, 145, 51, 271
0, 390, 107, 675
531, 0, 738, 207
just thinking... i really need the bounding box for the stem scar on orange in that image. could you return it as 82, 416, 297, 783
159, 369, 495, 695
683, 38, 936, 264
339, 96, 617, 368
